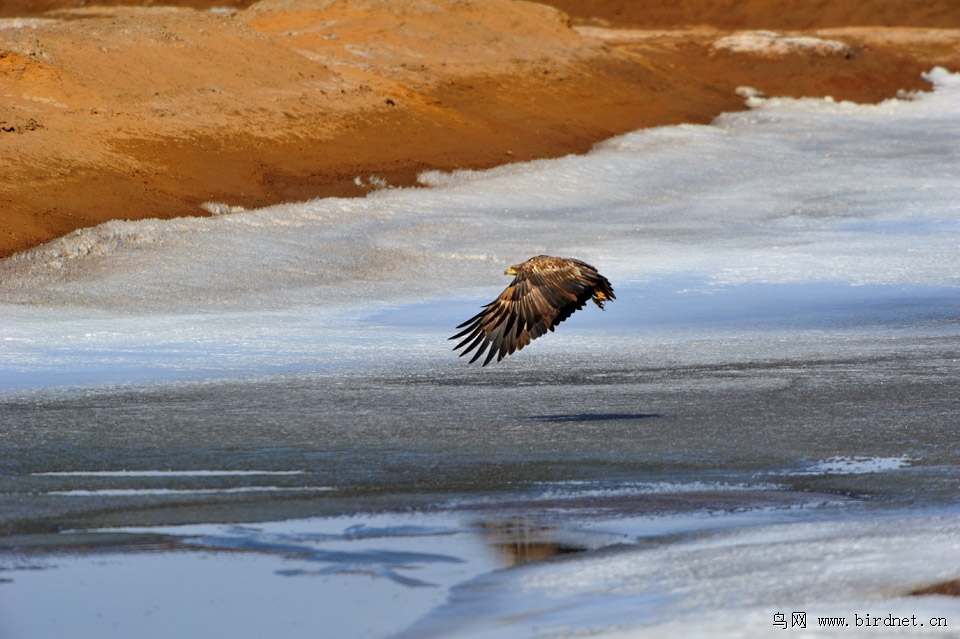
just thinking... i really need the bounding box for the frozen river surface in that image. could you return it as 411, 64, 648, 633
1, 69, 959, 638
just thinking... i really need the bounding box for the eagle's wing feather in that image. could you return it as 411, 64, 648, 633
450, 256, 615, 366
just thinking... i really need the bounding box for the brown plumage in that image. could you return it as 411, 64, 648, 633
450, 255, 615, 366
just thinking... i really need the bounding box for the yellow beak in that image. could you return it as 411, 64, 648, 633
504, 267, 518, 276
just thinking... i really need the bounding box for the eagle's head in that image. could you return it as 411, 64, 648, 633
504, 265, 519, 276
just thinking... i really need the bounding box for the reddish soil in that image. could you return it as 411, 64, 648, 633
1, 0, 957, 257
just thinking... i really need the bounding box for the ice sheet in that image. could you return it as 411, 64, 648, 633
1, 69, 958, 390
397, 511, 960, 639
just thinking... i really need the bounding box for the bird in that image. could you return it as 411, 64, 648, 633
450, 255, 615, 366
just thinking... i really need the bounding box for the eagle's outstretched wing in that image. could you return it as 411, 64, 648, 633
450, 255, 615, 366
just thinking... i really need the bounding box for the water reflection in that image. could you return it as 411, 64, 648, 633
479, 519, 587, 567
909, 579, 960, 597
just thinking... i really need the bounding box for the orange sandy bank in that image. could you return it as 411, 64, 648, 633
1, 0, 958, 258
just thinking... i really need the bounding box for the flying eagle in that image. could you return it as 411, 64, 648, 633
450, 255, 615, 365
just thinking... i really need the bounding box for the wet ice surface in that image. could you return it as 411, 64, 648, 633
397, 512, 960, 639
1, 69, 960, 638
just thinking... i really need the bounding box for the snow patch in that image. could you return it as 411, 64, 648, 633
713, 30, 851, 57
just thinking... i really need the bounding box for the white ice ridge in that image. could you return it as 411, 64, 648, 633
45, 487, 333, 497
532, 480, 785, 499
33, 470, 305, 477
800, 455, 915, 475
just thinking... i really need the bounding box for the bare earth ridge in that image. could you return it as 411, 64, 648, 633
1, 0, 958, 258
